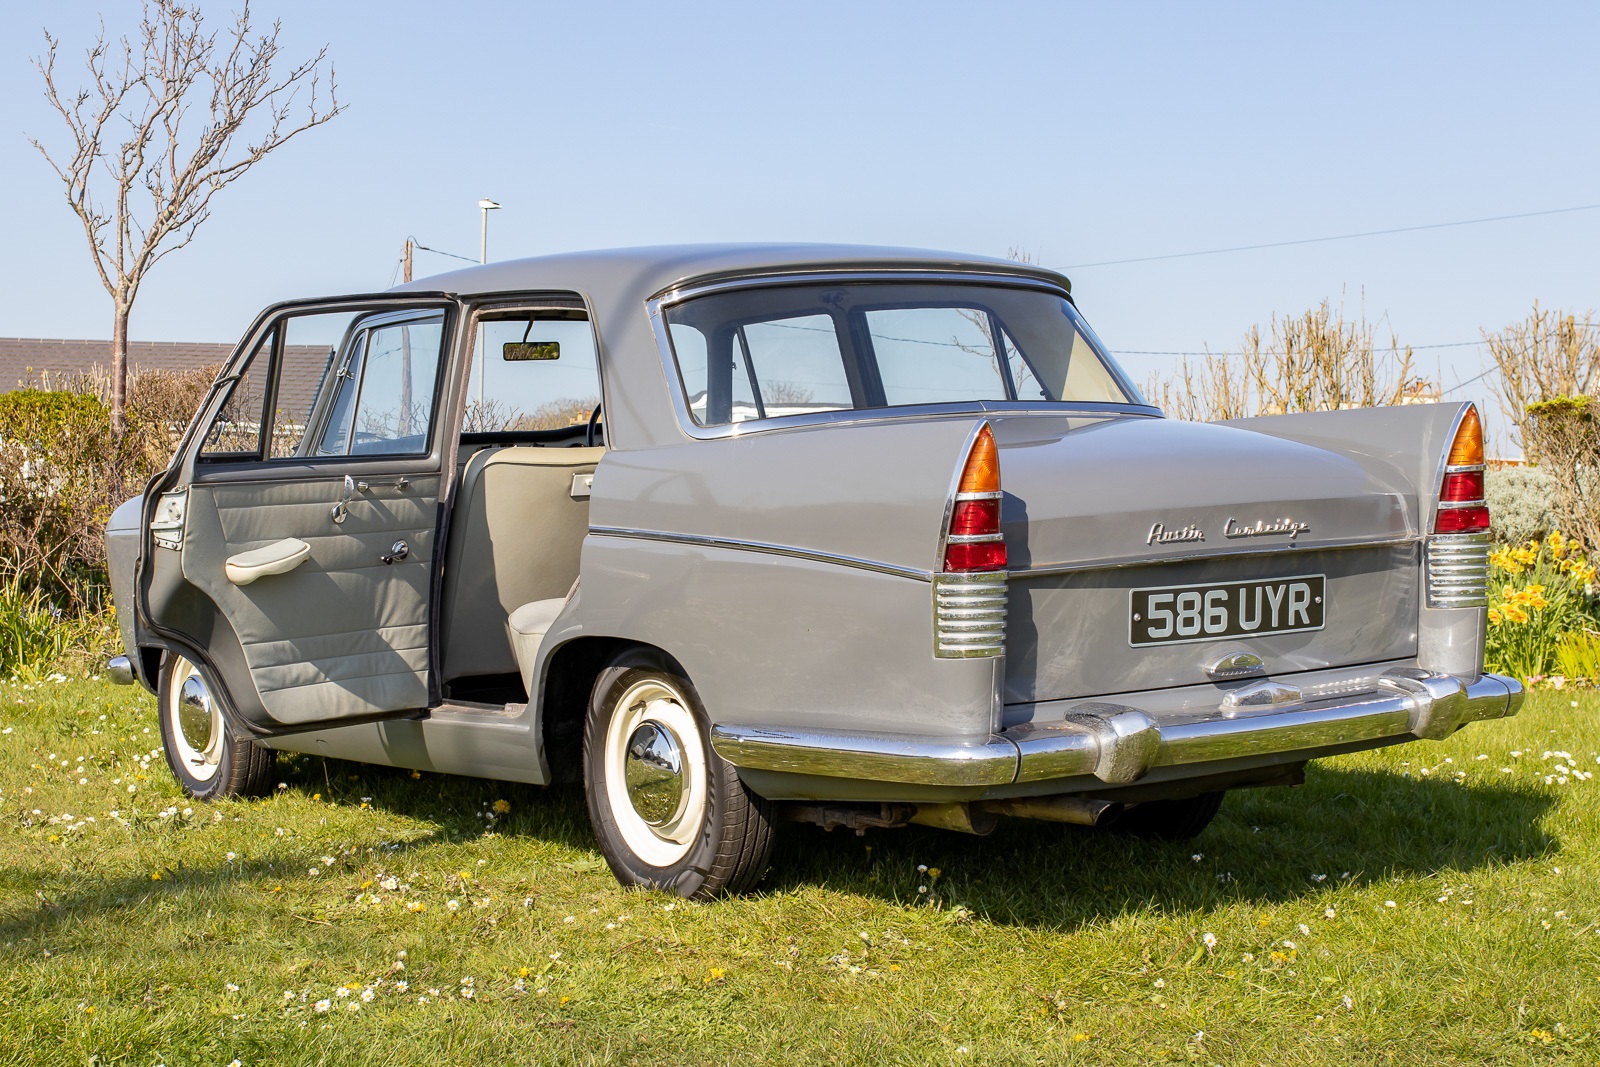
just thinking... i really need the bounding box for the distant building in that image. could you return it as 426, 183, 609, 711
0, 337, 235, 392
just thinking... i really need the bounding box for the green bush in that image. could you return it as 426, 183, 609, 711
1522, 395, 1600, 551
1486, 466, 1556, 544
0, 389, 151, 605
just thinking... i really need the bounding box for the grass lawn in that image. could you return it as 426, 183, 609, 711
1, 678, 1597, 1066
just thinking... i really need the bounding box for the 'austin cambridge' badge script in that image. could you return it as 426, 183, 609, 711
1146, 517, 1310, 546
1223, 517, 1311, 541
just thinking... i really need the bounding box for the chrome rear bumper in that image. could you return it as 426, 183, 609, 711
709, 669, 1523, 789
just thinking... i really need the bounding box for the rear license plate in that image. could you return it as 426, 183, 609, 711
1129, 574, 1326, 647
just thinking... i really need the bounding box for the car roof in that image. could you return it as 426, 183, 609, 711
388, 242, 1072, 300
387, 243, 1077, 452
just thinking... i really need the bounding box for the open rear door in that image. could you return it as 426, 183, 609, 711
137, 297, 462, 733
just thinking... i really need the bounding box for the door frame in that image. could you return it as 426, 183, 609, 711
135, 292, 472, 737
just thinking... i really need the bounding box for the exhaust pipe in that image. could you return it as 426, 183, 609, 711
979, 796, 1122, 827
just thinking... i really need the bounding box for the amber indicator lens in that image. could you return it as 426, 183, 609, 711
1439, 471, 1484, 502
1447, 406, 1485, 467
957, 425, 1001, 494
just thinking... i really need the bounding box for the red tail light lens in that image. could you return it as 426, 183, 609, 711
944, 540, 1008, 571
1435, 505, 1490, 533
1439, 471, 1484, 502
948, 499, 1000, 537
943, 424, 1006, 573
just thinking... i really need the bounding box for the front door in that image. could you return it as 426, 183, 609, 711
138, 298, 460, 732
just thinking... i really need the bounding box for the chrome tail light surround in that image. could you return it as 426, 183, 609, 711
933, 571, 1008, 658
1425, 531, 1490, 608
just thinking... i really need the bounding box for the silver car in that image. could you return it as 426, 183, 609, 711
106, 244, 1522, 898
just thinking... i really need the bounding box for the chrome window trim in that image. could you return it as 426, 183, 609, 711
1009, 534, 1422, 578
644, 270, 1160, 441
588, 525, 932, 582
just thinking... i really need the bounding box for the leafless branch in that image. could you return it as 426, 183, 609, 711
28, 0, 342, 430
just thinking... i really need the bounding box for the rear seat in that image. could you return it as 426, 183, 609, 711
438, 445, 603, 684
508, 596, 568, 681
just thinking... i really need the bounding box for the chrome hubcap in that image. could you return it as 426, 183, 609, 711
624, 721, 686, 826
178, 675, 214, 754
166, 656, 223, 783
602, 679, 709, 867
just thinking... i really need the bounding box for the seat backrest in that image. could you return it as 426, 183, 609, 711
439, 445, 603, 681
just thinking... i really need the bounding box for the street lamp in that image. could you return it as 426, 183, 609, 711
478, 198, 501, 264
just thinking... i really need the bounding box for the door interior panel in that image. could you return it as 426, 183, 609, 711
179, 473, 441, 726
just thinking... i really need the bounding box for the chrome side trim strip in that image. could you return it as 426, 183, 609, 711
1010, 535, 1420, 577
711, 671, 1524, 788
588, 526, 932, 582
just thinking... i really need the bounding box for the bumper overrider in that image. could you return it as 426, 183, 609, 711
709, 669, 1524, 790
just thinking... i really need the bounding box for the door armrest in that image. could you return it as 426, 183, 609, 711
225, 537, 312, 586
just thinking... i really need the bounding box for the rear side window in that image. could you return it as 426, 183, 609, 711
663, 281, 1135, 427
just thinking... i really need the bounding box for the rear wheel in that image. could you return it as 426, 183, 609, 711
158, 653, 275, 800
582, 653, 774, 898
1112, 790, 1225, 841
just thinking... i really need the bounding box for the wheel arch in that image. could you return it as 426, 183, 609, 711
537, 635, 687, 784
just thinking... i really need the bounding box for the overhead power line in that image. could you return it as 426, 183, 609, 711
1112, 339, 1487, 357
409, 237, 477, 264
1067, 201, 1600, 269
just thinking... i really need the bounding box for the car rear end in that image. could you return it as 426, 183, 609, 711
593, 255, 1519, 818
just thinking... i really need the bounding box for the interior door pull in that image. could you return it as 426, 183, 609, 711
225, 537, 312, 585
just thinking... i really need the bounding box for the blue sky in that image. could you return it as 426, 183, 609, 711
2, 0, 1597, 435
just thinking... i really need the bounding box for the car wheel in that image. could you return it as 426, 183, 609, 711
1112, 790, 1225, 840
582, 653, 774, 898
158, 653, 275, 800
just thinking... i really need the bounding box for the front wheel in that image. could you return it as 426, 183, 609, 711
583, 654, 774, 898
158, 653, 275, 800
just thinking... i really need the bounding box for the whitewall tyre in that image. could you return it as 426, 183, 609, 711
583, 653, 775, 898
158, 653, 275, 800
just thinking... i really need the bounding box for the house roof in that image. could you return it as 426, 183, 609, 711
0, 337, 236, 392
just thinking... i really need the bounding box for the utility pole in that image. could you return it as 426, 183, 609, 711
398, 238, 414, 436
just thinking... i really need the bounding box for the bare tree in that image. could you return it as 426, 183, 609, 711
30, 1, 342, 432
1148, 298, 1422, 422
1482, 302, 1600, 453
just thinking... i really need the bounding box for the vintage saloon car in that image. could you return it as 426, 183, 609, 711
106, 244, 1522, 898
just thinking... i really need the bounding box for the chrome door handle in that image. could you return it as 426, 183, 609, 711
331, 475, 357, 524
381, 540, 410, 564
